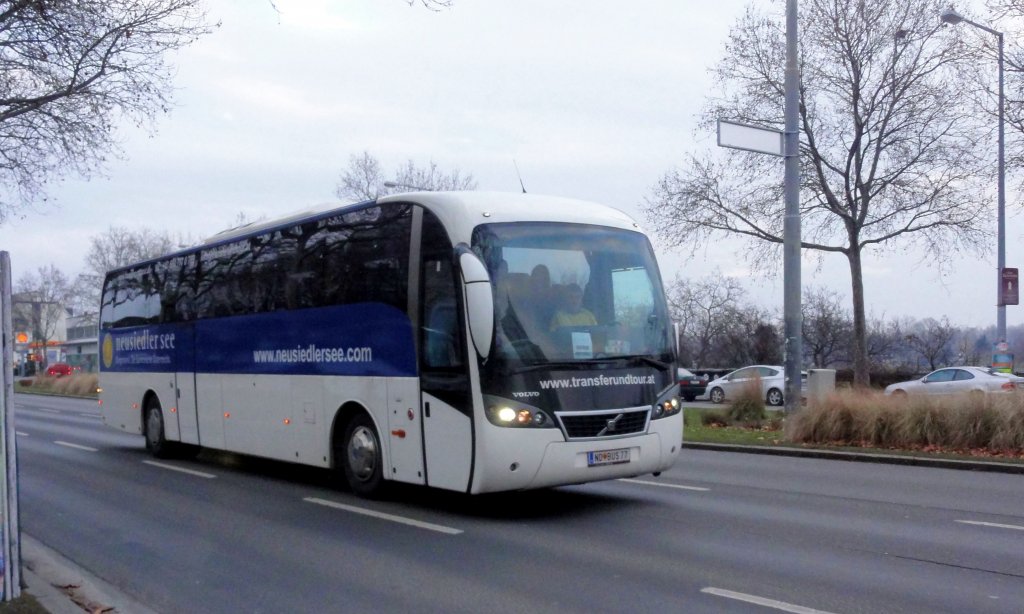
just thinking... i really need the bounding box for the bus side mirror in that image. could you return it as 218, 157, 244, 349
458, 251, 494, 359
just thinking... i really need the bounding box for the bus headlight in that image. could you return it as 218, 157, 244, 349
484, 395, 556, 428
651, 393, 681, 420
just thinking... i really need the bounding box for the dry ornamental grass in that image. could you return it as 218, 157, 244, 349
786, 390, 1024, 457
20, 373, 99, 397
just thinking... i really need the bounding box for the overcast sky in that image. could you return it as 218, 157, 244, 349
0, 0, 1019, 330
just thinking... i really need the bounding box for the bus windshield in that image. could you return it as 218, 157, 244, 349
472, 222, 673, 368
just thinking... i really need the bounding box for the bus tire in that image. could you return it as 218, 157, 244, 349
144, 397, 175, 459
341, 413, 384, 497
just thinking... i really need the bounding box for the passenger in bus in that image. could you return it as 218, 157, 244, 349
550, 283, 597, 330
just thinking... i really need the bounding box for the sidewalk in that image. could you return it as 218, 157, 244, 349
18, 534, 158, 614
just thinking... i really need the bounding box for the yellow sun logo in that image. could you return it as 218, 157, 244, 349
102, 334, 114, 369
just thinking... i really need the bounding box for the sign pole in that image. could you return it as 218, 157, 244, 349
782, 0, 803, 413
716, 1, 802, 411
0, 252, 20, 601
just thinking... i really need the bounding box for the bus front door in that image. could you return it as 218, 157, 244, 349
417, 209, 473, 492
422, 390, 472, 492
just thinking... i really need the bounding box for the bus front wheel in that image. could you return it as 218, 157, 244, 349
341, 413, 384, 497
144, 397, 174, 459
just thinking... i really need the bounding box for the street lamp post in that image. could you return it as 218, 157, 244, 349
940, 7, 1007, 345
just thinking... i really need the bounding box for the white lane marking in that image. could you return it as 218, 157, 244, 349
702, 588, 837, 614
304, 497, 463, 535
81, 413, 102, 418
16, 432, 28, 437
142, 460, 217, 479
619, 478, 710, 492
54, 441, 98, 452
956, 519, 1024, 532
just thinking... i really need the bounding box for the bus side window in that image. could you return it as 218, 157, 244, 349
425, 297, 458, 367
420, 210, 464, 370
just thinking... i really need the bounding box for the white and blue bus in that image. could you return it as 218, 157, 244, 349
99, 192, 681, 495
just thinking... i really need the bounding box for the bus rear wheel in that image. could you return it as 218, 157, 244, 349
144, 397, 175, 459
341, 413, 384, 497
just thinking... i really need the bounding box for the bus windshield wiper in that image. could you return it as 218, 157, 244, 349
619, 355, 671, 370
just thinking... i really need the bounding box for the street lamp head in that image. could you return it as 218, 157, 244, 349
383, 181, 431, 191
939, 7, 964, 25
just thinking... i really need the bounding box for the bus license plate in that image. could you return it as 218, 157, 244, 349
587, 448, 630, 467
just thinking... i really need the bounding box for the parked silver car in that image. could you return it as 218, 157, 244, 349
884, 366, 1024, 397
705, 365, 802, 406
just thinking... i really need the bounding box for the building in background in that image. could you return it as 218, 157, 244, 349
63, 313, 99, 373
11, 292, 69, 375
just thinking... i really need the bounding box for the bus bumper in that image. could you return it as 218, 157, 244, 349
471, 413, 682, 493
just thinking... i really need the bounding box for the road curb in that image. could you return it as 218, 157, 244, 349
20, 565, 82, 614
682, 441, 1024, 474
20, 533, 160, 614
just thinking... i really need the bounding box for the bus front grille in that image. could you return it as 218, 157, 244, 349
556, 408, 649, 439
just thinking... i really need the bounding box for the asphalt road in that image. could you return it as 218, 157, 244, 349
14, 394, 1024, 613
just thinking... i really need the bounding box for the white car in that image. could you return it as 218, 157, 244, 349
705, 365, 802, 406
884, 366, 1024, 397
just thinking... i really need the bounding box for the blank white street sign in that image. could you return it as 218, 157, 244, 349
717, 119, 784, 156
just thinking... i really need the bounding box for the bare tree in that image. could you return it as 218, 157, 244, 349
750, 321, 783, 365
14, 265, 74, 369
408, 0, 454, 8
710, 307, 780, 367
953, 327, 986, 366
666, 273, 747, 367
644, 0, 993, 387
335, 150, 477, 201
865, 314, 903, 368
905, 316, 956, 371
664, 272, 778, 367
393, 158, 476, 193
73, 226, 177, 313
0, 1, 215, 220
269, 0, 453, 11
802, 287, 852, 368
337, 152, 385, 201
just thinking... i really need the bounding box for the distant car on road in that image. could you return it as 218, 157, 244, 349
677, 367, 709, 402
46, 363, 80, 377
884, 366, 1024, 397
705, 365, 806, 406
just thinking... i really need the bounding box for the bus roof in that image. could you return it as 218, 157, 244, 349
379, 191, 643, 243
107, 191, 644, 276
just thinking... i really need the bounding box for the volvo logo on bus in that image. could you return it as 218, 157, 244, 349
598, 413, 624, 437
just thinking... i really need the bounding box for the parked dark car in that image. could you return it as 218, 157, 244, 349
46, 363, 80, 377
677, 367, 709, 402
